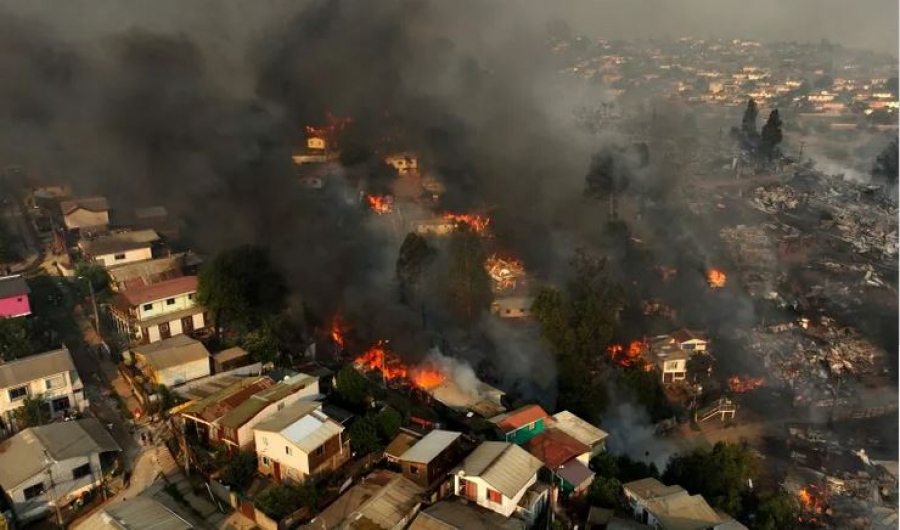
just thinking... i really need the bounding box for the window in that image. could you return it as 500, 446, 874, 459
313, 445, 324, 457
114, 253, 126, 260
261, 456, 270, 466
45, 375, 65, 391
143, 303, 153, 311
166, 298, 176, 306
488, 488, 503, 503
72, 463, 92, 480
277, 402, 285, 411
23, 483, 45, 500
285, 446, 293, 456
188, 293, 195, 300
409, 465, 420, 475
262, 437, 269, 446
8, 386, 27, 401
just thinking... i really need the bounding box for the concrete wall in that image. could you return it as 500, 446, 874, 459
94, 247, 152, 268
156, 358, 211, 387
137, 293, 196, 321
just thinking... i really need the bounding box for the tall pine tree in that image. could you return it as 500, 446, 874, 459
741, 98, 759, 142
760, 109, 783, 161
443, 224, 492, 327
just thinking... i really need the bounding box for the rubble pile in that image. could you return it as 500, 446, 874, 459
719, 224, 782, 297
750, 184, 805, 213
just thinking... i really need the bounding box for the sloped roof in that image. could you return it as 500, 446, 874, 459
671, 329, 708, 343
132, 335, 210, 371
0, 275, 29, 299
552, 411, 609, 448
488, 404, 549, 433
278, 408, 343, 454
91, 495, 194, 530
524, 429, 591, 469
623, 477, 684, 500
623, 478, 726, 530
118, 276, 198, 307
0, 348, 76, 389
348, 474, 424, 529
61, 196, 109, 214
107, 255, 186, 291
180, 377, 275, 422
0, 418, 120, 491
385, 432, 421, 460
409, 500, 526, 530
454, 441, 542, 499
80, 229, 159, 256
217, 373, 319, 429
555, 458, 594, 489
400, 430, 461, 465
213, 347, 250, 364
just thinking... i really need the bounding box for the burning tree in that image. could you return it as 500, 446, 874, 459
365, 194, 393, 214
606, 339, 651, 369
727, 376, 765, 393
707, 268, 726, 288
442, 213, 490, 235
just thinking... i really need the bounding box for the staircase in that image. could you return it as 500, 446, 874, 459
695, 398, 737, 423
152, 443, 228, 528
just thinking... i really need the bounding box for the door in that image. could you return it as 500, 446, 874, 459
159, 322, 171, 339
273, 461, 281, 481
182, 316, 194, 333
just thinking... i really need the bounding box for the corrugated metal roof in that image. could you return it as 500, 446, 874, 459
385, 432, 421, 460
281, 410, 343, 454
217, 373, 318, 429
409, 500, 526, 530
132, 335, 210, 371
349, 474, 424, 529
0, 275, 29, 299
399, 430, 461, 465
80, 229, 159, 256
555, 458, 594, 489
0, 419, 121, 491
488, 404, 549, 432
524, 429, 590, 469
60, 196, 108, 214
254, 400, 321, 435
118, 276, 198, 306
77, 495, 194, 530
551, 411, 609, 447
0, 348, 75, 389
454, 441, 543, 499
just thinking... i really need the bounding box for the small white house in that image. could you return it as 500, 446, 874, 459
0, 419, 120, 524
130, 335, 211, 387
110, 275, 208, 344
79, 229, 159, 268
452, 441, 544, 518
0, 348, 88, 432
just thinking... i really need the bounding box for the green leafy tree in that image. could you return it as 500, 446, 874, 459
663, 442, 761, 516
396, 232, 436, 304
375, 407, 402, 441
872, 138, 898, 185
0, 318, 31, 361
349, 415, 382, 455
219, 450, 258, 491
255, 483, 318, 520
619, 366, 673, 423
16, 395, 49, 428
156, 385, 177, 413
335, 366, 371, 408
197, 245, 287, 337
443, 225, 492, 327
75, 262, 111, 300
588, 476, 622, 509
753, 491, 801, 530
760, 110, 783, 161
591, 451, 660, 483
0, 219, 19, 263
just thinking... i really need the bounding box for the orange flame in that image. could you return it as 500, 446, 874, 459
442, 213, 490, 234
366, 194, 393, 214
798, 488, 813, 510
707, 269, 726, 288
727, 376, 765, 393
607, 339, 649, 368
330, 314, 347, 348
354, 342, 446, 389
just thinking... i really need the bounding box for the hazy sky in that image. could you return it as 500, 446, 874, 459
3, 0, 898, 56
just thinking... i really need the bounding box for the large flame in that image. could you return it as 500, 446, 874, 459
354, 342, 446, 389
607, 339, 649, 368
366, 194, 394, 214
442, 213, 490, 234
330, 314, 347, 348
727, 375, 765, 393
485, 254, 525, 292
707, 269, 727, 288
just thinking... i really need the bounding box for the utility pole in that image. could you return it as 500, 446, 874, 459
79, 276, 100, 331
44, 451, 63, 528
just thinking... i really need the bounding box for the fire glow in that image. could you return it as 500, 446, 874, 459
442, 213, 490, 234
354, 342, 446, 389
330, 314, 347, 349
304, 112, 353, 138
485, 254, 525, 292
607, 339, 650, 369
707, 268, 727, 288
727, 375, 765, 393
366, 194, 393, 214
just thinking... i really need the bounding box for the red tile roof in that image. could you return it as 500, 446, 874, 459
524, 429, 591, 469
490, 404, 549, 433
120, 276, 198, 306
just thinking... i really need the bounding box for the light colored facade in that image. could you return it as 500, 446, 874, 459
254, 401, 350, 482
0, 348, 87, 431
110, 276, 207, 344
60, 197, 109, 231
384, 153, 419, 175
130, 335, 211, 387
0, 419, 120, 524
452, 442, 544, 518
623, 478, 747, 530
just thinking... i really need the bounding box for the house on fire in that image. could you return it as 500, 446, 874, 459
0, 419, 120, 524
0, 275, 31, 319
254, 400, 350, 483
109, 276, 208, 344
489, 404, 550, 446
399, 430, 467, 491
179, 373, 320, 450
128, 335, 211, 388
451, 441, 547, 522
0, 348, 87, 433
59, 196, 109, 232
78, 229, 159, 268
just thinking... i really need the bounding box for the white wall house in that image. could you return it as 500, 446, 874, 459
0, 419, 120, 524
452, 442, 544, 518
0, 348, 87, 432
110, 276, 208, 344
254, 401, 349, 482
60, 197, 109, 231
130, 335, 211, 388
623, 478, 746, 529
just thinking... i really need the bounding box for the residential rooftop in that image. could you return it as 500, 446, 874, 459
0, 348, 77, 389
0, 275, 29, 299
400, 430, 462, 465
